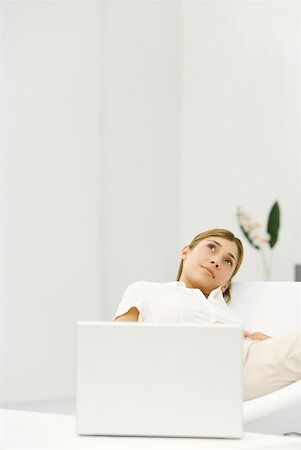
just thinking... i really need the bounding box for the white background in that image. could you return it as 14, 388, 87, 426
1, 0, 300, 405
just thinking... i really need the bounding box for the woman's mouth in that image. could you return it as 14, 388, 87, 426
201, 266, 214, 278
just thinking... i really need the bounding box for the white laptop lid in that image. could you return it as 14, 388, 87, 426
76, 322, 243, 438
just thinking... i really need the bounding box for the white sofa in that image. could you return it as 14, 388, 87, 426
229, 281, 301, 435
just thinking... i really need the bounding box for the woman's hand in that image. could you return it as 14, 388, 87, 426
244, 330, 272, 341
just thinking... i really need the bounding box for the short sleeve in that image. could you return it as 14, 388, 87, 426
113, 281, 145, 320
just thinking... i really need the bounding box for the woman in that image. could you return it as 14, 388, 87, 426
114, 228, 301, 401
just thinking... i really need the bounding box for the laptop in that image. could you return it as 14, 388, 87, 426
76, 322, 243, 438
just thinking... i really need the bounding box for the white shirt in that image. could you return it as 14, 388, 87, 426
114, 280, 254, 362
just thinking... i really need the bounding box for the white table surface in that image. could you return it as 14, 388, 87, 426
1, 409, 301, 450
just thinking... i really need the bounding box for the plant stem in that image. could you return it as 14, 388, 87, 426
261, 246, 271, 280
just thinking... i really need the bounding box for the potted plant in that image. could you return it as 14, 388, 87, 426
237, 202, 280, 280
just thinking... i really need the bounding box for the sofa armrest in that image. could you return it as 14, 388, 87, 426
243, 379, 301, 423
229, 282, 301, 337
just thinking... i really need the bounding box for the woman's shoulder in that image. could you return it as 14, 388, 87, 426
125, 280, 173, 292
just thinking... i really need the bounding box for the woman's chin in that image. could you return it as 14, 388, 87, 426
193, 278, 212, 291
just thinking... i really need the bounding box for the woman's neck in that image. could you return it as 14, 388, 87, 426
179, 276, 210, 297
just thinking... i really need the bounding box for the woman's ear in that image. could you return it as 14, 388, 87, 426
180, 245, 190, 261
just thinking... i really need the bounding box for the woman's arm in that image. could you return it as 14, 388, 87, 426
114, 307, 139, 322
244, 330, 272, 340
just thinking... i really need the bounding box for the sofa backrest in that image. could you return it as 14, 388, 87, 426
229, 282, 301, 336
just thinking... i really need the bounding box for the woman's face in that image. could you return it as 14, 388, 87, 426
179, 236, 239, 296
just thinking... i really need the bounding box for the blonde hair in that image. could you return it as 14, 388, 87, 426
176, 229, 244, 303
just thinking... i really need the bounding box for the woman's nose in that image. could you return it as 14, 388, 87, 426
211, 260, 219, 268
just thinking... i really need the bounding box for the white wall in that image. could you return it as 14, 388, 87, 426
0, 0, 182, 404
180, 0, 300, 282
298, 3, 301, 281
100, 1, 181, 321
0, 1, 103, 403
1, 0, 300, 405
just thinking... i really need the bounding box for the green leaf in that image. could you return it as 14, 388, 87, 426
267, 201, 280, 248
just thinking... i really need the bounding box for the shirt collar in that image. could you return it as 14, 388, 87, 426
209, 286, 224, 300
167, 281, 224, 300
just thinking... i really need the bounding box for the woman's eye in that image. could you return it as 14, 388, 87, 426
208, 244, 215, 250
225, 259, 232, 266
